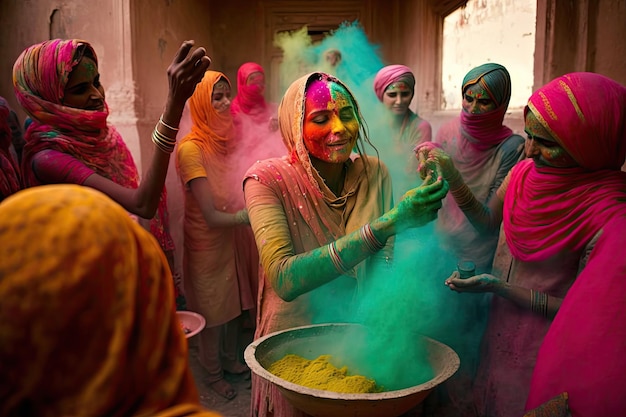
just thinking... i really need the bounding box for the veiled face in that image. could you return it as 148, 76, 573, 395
62, 57, 105, 111
212, 79, 231, 113
524, 110, 578, 168
382, 81, 413, 115
462, 83, 496, 114
302, 79, 359, 164
246, 71, 265, 94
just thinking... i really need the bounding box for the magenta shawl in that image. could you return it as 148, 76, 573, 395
373, 64, 415, 101
0, 98, 22, 200
13, 39, 139, 189
504, 72, 626, 262
230, 62, 269, 124
526, 214, 626, 415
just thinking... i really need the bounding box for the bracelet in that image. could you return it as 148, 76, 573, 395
359, 223, 385, 253
151, 127, 176, 154
530, 289, 549, 318
159, 115, 179, 132
328, 241, 350, 275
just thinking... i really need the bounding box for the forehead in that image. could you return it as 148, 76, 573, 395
213, 79, 230, 94
305, 79, 353, 109
525, 110, 555, 140
385, 81, 412, 92
464, 82, 490, 97
247, 71, 264, 81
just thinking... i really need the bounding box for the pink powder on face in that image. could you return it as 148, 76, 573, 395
306, 79, 332, 109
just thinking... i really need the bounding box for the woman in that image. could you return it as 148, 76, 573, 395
230, 62, 285, 173
0, 96, 22, 201
418, 63, 524, 274
231, 62, 279, 134
12, 39, 209, 273
373, 64, 432, 199
0, 185, 222, 417
243, 72, 449, 417
176, 70, 256, 401
420, 72, 626, 417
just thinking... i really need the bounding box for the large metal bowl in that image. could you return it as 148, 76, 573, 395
244, 323, 459, 417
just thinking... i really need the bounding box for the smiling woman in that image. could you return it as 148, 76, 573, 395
243, 72, 449, 417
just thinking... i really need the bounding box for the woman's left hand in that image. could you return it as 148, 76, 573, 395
445, 271, 503, 293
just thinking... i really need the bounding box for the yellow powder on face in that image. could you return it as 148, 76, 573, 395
268, 354, 381, 393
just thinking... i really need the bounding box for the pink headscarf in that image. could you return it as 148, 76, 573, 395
230, 62, 268, 123
373, 64, 415, 101
504, 72, 626, 261
13, 39, 139, 188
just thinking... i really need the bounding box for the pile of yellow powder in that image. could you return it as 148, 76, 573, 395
268, 354, 381, 393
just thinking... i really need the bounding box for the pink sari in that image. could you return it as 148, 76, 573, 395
521, 73, 626, 415
474, 72, 626, 417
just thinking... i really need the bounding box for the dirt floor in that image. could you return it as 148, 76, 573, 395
187, 330, 254, 417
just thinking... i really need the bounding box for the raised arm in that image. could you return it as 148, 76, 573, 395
84, 41, 210, 218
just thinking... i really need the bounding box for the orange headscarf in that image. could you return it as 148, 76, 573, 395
179, 70, 234, 156
0, 185, 221, 417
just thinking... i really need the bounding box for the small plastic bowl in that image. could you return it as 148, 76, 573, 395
176, 310, 206, 339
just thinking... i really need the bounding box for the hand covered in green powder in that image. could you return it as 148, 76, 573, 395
392, 175, 449, 232
415, 142, 457, 181
445, 271, 503, 293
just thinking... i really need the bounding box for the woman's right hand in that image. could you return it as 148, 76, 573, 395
392, 174, 449, 232
165, 40, 211, 115
416, 143, 456, 181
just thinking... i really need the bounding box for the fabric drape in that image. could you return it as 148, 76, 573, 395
0, 185, 221, 417
0, 98, 21, 200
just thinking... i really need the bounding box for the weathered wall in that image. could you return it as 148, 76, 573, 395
1, 0, 625, 171
534, 0, 626, 89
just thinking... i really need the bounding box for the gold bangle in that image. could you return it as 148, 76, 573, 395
151, 129, 175, 154
159, 115, 179, 131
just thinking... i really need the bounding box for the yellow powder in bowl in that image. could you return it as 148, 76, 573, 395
268, 354, 381, 393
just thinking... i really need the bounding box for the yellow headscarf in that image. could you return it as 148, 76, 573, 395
0, 185, 221, 417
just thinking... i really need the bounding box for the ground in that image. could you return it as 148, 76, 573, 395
187, 330, 254, 417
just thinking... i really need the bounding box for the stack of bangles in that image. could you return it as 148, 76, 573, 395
152, 115, 178, 154
530, 289, 548, 317
328, 223, 385, 275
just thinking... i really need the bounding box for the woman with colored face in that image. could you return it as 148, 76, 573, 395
13, 38, 209, 218
12, 38, 209, 308
372, 65, 433, 199
416, 63, 525, 274
243, 72, 449, 417
176, 71, 258, 401
427, 73, 626, 416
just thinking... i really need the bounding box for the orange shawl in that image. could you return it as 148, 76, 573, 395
0, 185, 221, 417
